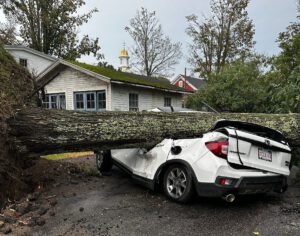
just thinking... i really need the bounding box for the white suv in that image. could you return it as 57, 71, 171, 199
96, 120, 291, 203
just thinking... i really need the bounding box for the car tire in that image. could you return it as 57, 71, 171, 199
96, 150, 113, 172
163, 164, 194, 203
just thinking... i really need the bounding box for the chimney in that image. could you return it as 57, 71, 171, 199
184, 68, 187, 89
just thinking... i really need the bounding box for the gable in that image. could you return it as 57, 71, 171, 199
7, 49, 55, 76
173, 75, 197, 91
44, 67, 108, 94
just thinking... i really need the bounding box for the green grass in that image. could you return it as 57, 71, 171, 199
66, 60, 188, 92
41, 151, 94, 160
78, 165, 101, 177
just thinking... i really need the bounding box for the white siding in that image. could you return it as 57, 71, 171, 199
7, 50, 54, 76
111, 83, 183, 111
44, 67, 111, 110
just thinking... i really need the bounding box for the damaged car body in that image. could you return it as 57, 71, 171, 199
96, 120, 292, 203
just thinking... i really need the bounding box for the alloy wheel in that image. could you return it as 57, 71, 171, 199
166, 168, 187, 198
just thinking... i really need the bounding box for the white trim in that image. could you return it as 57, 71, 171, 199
37, 60, 61, 80
184, 80, 198, 90
59, 60, 111, 83
38, 60, 111, 84
4, 45, 57, 62
171, 74, 182, 84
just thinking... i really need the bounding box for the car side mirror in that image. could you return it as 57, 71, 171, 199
171, 146, 182, 155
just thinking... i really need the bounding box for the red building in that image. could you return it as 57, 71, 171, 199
172, 74, 206, 92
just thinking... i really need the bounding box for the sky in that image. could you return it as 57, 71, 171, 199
0, 0, 299, 79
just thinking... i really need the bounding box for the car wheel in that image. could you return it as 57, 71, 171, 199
163, 164, 194, 203
96, 150, 113, 172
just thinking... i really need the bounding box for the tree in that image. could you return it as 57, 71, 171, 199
265, 1, 300, 113
186, 0, 255, 79
1, 42, 300, 208
0, 17, 20, 45
98, 61, 116, 71
186, 57, 268, 113
0, 0, 101, 60
125, 8, 182, 77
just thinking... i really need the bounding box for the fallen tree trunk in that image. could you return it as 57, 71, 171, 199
8, 107, 300, 156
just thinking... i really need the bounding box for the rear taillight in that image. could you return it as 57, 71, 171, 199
205, 141, 228, 158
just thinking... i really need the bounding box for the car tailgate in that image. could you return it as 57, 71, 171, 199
226, 128, 291, 176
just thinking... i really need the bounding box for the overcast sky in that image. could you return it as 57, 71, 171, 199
1, 0, 299, 79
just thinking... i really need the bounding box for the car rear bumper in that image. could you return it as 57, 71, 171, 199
195, 175, 288, 197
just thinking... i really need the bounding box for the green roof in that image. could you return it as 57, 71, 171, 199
66, 60, 190, 93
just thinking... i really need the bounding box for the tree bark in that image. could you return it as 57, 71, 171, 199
7, 107, 300, 156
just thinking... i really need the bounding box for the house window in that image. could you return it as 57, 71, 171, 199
43, 93, 66, 109
129, 93, 139, 111
75, 93, 85, 110
43, 95, 50, 109
97, 91, 106, 110
164, 97, 172, 107
51, 95, 57, 109
59, 94, 66, 109
179, 80, 183, 87
19, 58, 28, 67
74, 90, 106, 111
86, 92, 96, 110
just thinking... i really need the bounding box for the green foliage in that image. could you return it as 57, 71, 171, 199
125, 8, 182, 77
98, 61, 116, 71
78, 165, 101, 177
186, 58, 268, 113
186, 0, 255, 79
156, 77, 171, 84
264, 7, 300, 114
0, 43, 34, 134
0, 17, 20, 45
187, 2, 299, 115
67, 60, 185, 91
0, 0, 101, 60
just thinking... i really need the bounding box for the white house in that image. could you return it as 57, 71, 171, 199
4, 45, 58, 77
5, 45, 192, 111
34, 48, 192, 111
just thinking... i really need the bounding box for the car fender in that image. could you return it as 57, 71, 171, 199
153, 159, 198, 189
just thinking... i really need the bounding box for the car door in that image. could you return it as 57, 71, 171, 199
111, 148, 139, 172
226, 128, 292, 176
132, 139, 173, 179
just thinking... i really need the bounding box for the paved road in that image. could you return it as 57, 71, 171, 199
24, 161, 300, 236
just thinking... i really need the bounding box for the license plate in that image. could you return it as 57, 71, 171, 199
258, 148, 272, 162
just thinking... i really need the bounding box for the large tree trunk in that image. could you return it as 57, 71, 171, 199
8, 107, 300, 157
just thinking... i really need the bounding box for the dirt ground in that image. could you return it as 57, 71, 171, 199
0, 156, 299, 236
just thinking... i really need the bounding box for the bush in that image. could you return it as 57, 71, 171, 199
186, 58, 269, 113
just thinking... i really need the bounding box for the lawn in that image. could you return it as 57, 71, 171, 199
41, 151, 94, 160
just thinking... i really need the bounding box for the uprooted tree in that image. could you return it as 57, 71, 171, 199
7, 108, 300, 157
0, 43, 299, 206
